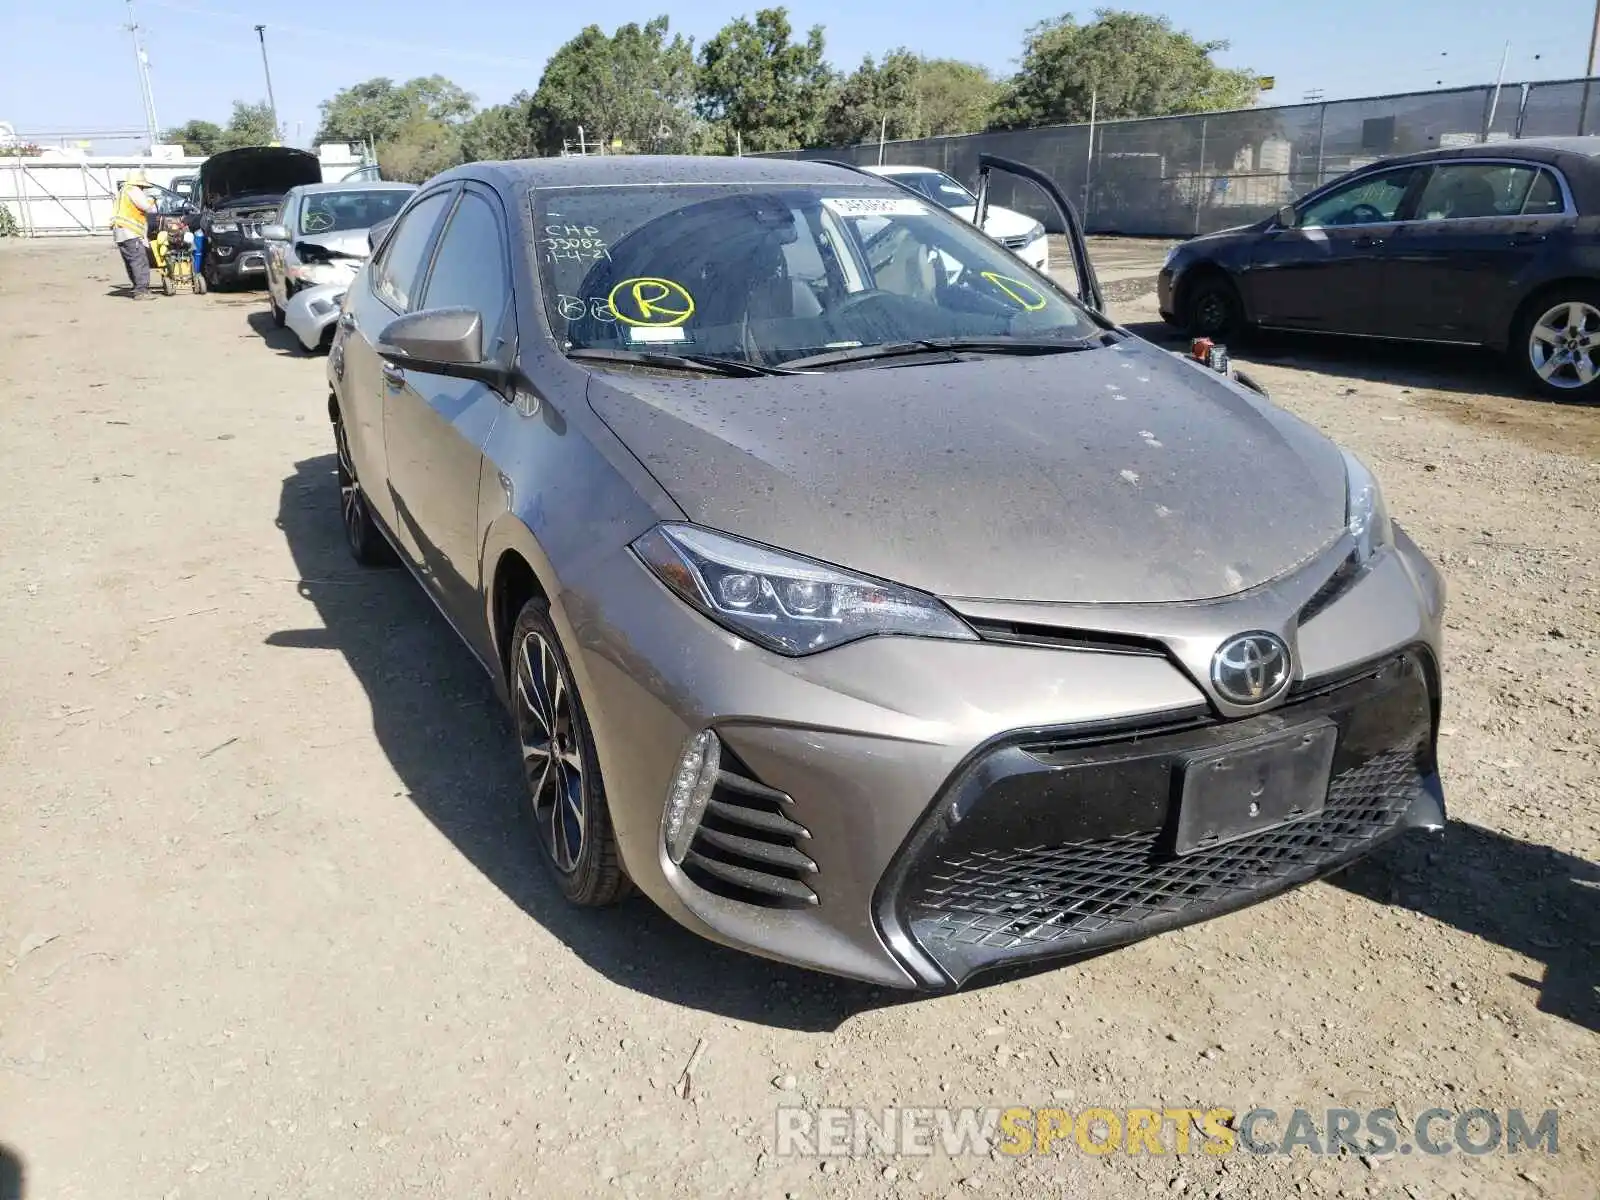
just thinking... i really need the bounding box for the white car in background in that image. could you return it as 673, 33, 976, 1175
261, 181, 416, 330
863, 164, 1049, 272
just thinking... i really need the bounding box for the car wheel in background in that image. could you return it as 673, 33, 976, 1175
1181, 272, 1245, 340
269, 292, 286, 328
509, 597, 630, 907
332, 410, 394, 566
1515, 290, 1600, 402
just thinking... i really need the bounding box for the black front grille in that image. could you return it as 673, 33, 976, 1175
682, 748, 819, 909
881, 651, 1438, 985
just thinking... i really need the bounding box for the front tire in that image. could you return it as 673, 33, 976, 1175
509, 598, 629, 907
1181, 273, 1246, 340
1514, 289, 1600, 401
269, 291, 286, 327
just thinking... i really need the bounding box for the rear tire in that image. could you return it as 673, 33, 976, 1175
332, 409, 395, 567
269, 292, 286, 327
1181, 272, 1246, 340
1512, 287, 1600, 402
509, 597, 630, 907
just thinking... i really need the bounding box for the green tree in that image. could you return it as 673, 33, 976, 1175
316, 76, 477, 146
378, 118, 465, 183
217, 101, 279, 150
989, 9, 1259, 130
531, 18, 698, 155
459, 92, 544, 162
163, 119, 225, 156
821, 50, 921, 146
915, 59, 1000, 136
697, 8, 833, 153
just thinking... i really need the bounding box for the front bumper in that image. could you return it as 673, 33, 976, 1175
564, 532, 1446, 989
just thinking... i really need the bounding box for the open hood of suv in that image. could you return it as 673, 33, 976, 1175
199, 146, 321, 209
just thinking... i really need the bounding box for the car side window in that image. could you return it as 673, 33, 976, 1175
371, 190, 453, 312
1297, 169, 1416, 228
1414, 163, 1542, 221
1522, 168, 1565, 215
416, 190, 513, 353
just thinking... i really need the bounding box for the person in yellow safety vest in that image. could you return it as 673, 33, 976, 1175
111, 170, 157, 300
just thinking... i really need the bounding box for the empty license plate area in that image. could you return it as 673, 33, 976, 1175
1172, 720, 1338, 855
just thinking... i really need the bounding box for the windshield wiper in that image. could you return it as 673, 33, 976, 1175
564, 347, 797, 378
783, 335, 1106, 370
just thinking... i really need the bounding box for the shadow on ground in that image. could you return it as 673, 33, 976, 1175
245, 309, 313, 358
266, 454, 906, 1031
0, 1144, 23, 1200
1335, 822, 1599, 1034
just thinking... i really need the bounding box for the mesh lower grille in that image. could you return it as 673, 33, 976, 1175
909, 745, 1421, 955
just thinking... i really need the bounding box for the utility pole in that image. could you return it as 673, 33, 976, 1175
1582, 0, 1600, 134
254, 25, 280, 142
124, 0, 160, 150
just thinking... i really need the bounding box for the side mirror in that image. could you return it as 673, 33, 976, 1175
368, 217, 395, 254
377, 308, 497, 382
260, 223, 290, 242
1274, 204, 1297, 229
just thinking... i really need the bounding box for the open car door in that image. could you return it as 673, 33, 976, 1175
972, 153, 1104, 316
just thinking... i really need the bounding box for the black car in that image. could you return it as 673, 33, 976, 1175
195, 146, 322, 290
1159, 136, 1600, 399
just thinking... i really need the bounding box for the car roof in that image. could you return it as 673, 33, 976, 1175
286, 180, 417, 196
440, 154, 882, 192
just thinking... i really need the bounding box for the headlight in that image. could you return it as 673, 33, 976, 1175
210, 220, 239, 234
1342, 450, 1394, 564
632, 524, 976, 656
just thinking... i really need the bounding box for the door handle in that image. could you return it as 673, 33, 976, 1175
1509, 232, 1548, 246
1353, 235, 1384, 248
339, 311, 358, 331
382, 362, 406, 390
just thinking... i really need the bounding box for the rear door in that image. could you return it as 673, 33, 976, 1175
331, 187, 455, 534
1380, 161, 1574, 342
1245, 166, 1423, 334
382, 184, 515, 651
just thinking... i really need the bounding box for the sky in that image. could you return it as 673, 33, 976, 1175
3, 0, 1597, 150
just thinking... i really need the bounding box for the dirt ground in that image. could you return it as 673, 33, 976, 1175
0, 237, 1596, 1200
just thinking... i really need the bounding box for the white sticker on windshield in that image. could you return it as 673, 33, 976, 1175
625, 325, 689, 344
821, 196, 927, 218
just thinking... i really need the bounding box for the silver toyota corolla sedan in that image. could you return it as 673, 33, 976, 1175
326, 155, 1447, 990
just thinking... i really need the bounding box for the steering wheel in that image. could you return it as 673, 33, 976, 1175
827, 288, 897, 320
302, 209, 334, 233
1344, 203, 1385, 225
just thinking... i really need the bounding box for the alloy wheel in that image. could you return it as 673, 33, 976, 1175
1527, 301, 1600, 389
514, 631, 587, 874
333, 418, 366, 556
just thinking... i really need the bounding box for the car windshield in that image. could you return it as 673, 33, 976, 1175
895, 170, 978, 210
532, 183, 1092, 368
299, 189, 413, 235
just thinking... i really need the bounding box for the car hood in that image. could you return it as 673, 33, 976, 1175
948, 203, 1037, 239
588, 340, 1349, 604
200, 146, 320, 208
294, 229, 369, 258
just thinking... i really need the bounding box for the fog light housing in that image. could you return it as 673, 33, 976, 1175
664, 730, 721, 865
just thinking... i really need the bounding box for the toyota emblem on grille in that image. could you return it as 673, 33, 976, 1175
1211, 632, 1291, 705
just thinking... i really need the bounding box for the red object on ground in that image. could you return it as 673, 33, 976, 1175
1191, 337, 1215, 363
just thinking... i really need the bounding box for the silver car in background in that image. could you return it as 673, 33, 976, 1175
262, 181, 415, 334
326, 156, 1447, 990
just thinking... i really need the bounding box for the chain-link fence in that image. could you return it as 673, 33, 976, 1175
771, 77, 1600, 237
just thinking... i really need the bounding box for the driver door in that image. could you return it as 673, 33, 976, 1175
1244, 166, 1424, 334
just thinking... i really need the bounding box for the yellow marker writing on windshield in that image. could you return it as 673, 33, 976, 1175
980, 271, 1048, 312
608, 277, 695, 327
